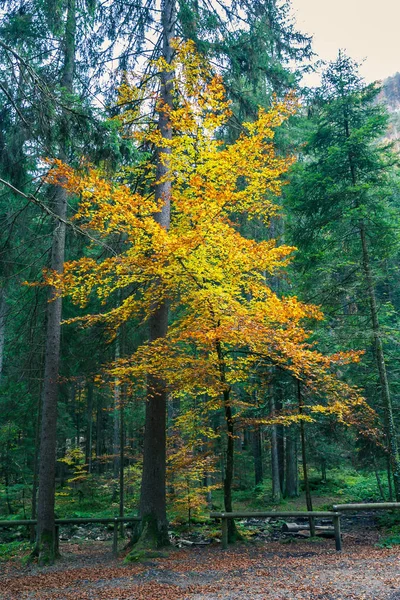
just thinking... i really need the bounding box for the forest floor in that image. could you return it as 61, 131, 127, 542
1, 529, 400, 600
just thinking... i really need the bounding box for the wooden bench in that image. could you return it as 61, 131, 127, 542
210, 511, 342, 551
0, 516, 141, 556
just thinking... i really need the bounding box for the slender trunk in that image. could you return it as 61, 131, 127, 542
223, 389, 235, 525
205, 471, 213, 507
285, 426, 298, 498
76, 385, 81, 449
86, 382, 94, 473
30, 388, 42, 542
113, 337, 121, 478
297, 380, 315, 536
119, 387, 125, 536
138, 0, 175, 549
0, 287, 6, 380
359, 222, 400, 500
373, 457, 385, 501
387, 454, 394, 501
278, 428, 285, 492
252, 425, 263, 486
270, 393, 281, 503
321, 458, 327, 484
215, 340, 240, 542
96, 395, 103, 474
36, 0, 76, 564
5, 470, 13, 515
276, 394, 285, 493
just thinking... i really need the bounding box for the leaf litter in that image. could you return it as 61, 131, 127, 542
0, 537, 399, 599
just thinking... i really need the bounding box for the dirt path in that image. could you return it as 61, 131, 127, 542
1, 537, 399, 599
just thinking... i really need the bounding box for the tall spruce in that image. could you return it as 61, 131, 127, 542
285, 53, 400, 500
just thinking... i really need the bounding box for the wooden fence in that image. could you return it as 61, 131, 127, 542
210, 511, 342, 551
332, 502, 400, 511
1, 503, 399, 556
0, 517, 141, 556
211, 503, 400, 551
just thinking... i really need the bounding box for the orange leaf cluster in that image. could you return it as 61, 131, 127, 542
43, 43, 373, 433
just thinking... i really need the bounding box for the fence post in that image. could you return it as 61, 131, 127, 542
113, 519, 118, 557
222, 518, 228, 550
333, 515, 342, 552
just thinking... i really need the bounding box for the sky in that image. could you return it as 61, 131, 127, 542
289, 0, 400, 85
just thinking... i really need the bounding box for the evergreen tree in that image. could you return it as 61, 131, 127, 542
285, 52, 400, 499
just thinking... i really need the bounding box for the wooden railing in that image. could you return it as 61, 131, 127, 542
210, 511, 342, 551
2, 503, 399, 556
0, 516, 141, 556
211, 503, 400, 551
332, 502, 400, 511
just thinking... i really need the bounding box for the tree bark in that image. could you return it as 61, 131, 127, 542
276, 391, 285, 493
215, 340, 240, 543
85, 381, 94, 473
252, 425, 263, 486
373, 457, 385, 501
270, 393, 282, 503
387, 455, 394, 501
36, 0, 76, 564
297, 380, 315, 536
137, 0, 175, 549
113, 337, 121, 478
0, 287, 6, 380
36, 188, 67, 564
95, 393, 103, 474
285, 426, 298, 497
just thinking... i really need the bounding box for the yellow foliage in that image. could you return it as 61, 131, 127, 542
42, 42, 373, 434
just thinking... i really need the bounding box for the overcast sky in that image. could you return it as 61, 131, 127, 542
289, 0, 400, 85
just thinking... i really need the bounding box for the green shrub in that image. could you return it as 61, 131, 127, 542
0, 541, 31, 561
377, 535, 400, 548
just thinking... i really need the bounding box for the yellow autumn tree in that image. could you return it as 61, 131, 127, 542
44, 41, 373, 544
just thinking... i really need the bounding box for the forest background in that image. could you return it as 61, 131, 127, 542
1, 0, 400, 565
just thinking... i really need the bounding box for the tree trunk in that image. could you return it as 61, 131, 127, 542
275, 386, 285, 492
215, 341, 241, 543
387, 455, 394, 501
113, 337, 121, 478
297, 380, 315, 536
373, 457, 385, 501
270, 393, 281, 503
285, 426, 298, 498
86, 381, 94, 473
0, 287, 6, 380
35, 186, 67, 564
30, 388, 42, 542
321, 457, 327, 484
252, 425, 263, 486
223, 388, 236, 541
35, 0, 76, 564
137, 0, 175, 550
95, 394, 103, 474
119, 385, 125, 536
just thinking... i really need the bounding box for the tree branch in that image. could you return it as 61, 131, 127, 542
0, 177, 117, 256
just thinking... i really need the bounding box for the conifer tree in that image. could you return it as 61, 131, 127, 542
285, 52, 400, 500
